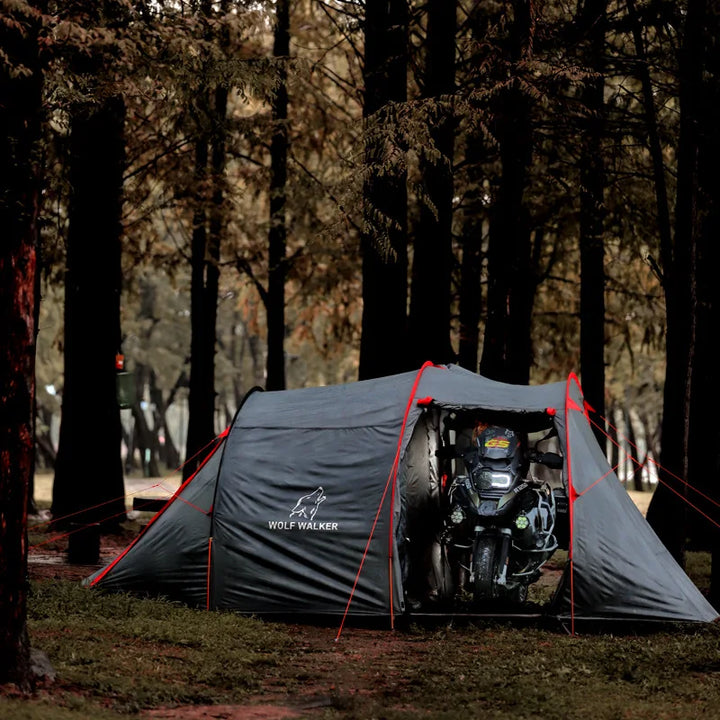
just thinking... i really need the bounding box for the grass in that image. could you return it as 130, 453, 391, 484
4, 580, 297, 718
8, 486, 719, 718
2, 553, 719, 719
28, 582, 293, 707
370, 624, 720, 720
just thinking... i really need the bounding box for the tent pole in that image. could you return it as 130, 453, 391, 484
565, 373, 585, 637
205, 536, 213, 610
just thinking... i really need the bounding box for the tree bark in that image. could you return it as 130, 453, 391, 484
407, 0, 457, 368
646, 0, 705, 566
0, 0, 44, 688
359, 0, 410, 379
480, 0, 535, 384
184, 132, 219, 480
578, 0, 608, 446
686, 0, 720, 607
266, 0, 290, 391
52, 95, 127, 530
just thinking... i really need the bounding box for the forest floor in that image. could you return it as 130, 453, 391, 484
13, 483, 718, 720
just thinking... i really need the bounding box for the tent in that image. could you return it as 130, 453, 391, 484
86, 363, 719, 627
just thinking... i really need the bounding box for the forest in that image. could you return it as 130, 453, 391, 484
2, 0, 720, 691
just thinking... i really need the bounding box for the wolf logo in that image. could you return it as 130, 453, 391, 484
289, 487, 326, 521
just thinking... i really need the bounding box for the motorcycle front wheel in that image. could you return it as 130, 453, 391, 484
472, 536, 498, 602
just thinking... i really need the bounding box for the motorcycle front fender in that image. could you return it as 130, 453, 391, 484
497, 482, 529, 512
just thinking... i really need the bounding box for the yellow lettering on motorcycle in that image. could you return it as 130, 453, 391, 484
485, 438, 510, 448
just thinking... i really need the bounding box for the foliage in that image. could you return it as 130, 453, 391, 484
28, 0, 696, 464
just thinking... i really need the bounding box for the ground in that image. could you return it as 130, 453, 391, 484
25, 513, 562, 719
26, 516, 446, 719
22, 488, 657, 719
27, 527, 369, 719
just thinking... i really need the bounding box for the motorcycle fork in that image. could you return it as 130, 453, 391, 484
495, 528, 513, 587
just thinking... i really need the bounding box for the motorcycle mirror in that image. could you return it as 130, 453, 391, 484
536, 452, 563, 469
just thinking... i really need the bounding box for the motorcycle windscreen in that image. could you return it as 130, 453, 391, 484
210, 422, 405, 616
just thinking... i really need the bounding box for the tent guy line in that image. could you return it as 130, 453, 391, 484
337, 361, 440, 639
590, 412, 720, 519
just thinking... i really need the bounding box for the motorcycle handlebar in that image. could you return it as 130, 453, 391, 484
529, 451, 564, 469
436, 446, 563, 469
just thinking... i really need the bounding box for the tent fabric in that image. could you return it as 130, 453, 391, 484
550, 375, 717, 622
86, 364, 719, 625
89, 437, 221, 606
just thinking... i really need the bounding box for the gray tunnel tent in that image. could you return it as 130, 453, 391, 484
86, 363, 719, 626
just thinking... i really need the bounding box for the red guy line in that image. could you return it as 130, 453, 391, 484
89, 430, 228, 587
589, 413, 720, 512
336, 361, 439, 641
564, 371, 585, 638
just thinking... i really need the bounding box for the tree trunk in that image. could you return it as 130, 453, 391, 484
457, 5, 498, 373
184, 4, 228, 479
625, 0, 673, 269
480, 0, 535, 384
578, 0, 608, 446
52, 95, 127, 530
457, 136, 485, 373
359, 0, 410, 379
184, 133, 219, 480
266, 0, 290, 391
686, 0, 720, 608
407, 0, 457, 368
131, 365, 161, 478
646, 0, 704, 566
29, 233, 42, 513
0, 0, 44, 688
149, 369, 181, 471
627, 0, 688, 563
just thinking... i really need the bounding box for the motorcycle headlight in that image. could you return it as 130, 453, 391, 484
477, 469, 513, 490
450, 506, 465, 524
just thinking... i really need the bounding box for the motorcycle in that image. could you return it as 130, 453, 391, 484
440, 424, 565, 607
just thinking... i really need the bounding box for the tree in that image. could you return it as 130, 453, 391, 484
266, 0, 290, 390
51, 2, 129, 529
577, 0, 608, 444
456, 131, 485, 373
358, 0, 410, 379
183, 2, 228, 480
0, 0, 44, 689
407, 0, 457, 367
480, 0, 537, 384
51, 94, 127, 529
692, 4, 720, 608
645, 0, 702, 566
684, 0, 720, 606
